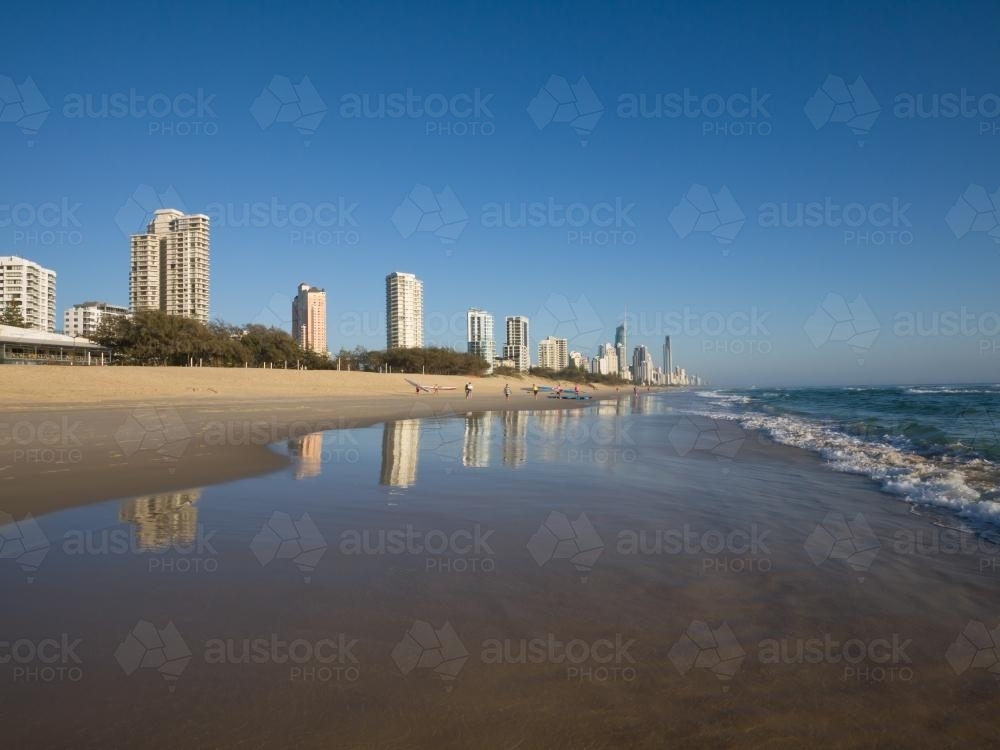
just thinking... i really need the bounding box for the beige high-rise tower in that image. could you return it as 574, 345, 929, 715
292, 283, 327, 354
385, 271, 423, 349
130, 209, 210, 323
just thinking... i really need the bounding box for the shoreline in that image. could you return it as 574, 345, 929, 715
2, 367, 654, 519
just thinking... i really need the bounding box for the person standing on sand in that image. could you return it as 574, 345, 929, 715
574, 384, 580, 397
532, 384, 539, 399
465, 382, 473, 399
504, 384, 511, 400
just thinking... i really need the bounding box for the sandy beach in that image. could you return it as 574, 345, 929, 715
0, 367, 631, 518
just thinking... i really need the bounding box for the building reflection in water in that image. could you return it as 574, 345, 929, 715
119, 490, 202, 550
462, 412, 493, 468
288, 432, 324, 480
501, 411, 528, 467
380, 419, 421, 488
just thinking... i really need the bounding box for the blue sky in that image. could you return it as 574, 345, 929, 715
2, 0, 999, 385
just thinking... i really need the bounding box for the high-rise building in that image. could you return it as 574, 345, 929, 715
0, 255, 56, 332
503, 315, 530, 371
466, 308, 495, 368
129, 209, 210, 323
663, 336, 673, 385
292, 283, 328, 354
63, 301, 128, 339
632, 344, 653, 384
537, 336, 568, 370
385, 271, 423, 349
615, 316, 628, 378
590, 342, 618, 375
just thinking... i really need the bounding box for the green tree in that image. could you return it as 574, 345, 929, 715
0, 300, 26, 328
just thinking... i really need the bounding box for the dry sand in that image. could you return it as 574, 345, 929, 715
0, 365, 626, 405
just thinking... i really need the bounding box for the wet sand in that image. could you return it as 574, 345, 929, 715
2, 397, 998, 748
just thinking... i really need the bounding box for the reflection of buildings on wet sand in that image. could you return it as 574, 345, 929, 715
501, 411, 528, 467
288, 433, 324, 480
119, 490, 202, 550
462, 413, 493, 468
381, 420, 421, 488
530, 409, 585, 463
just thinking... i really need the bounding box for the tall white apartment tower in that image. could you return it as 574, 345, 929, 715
0, 256, 56, 332
663, 336, 672, 385
466, 308, 495, 367
292, 283, 328, 354
385, 271, 423, 349
537, 336, 568, 370
503, 315, 530, 371
130, 209, 210, 323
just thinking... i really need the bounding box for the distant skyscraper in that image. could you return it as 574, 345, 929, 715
538, 336, 569, 370
503, 315, 530, 371
0, 255, 56, 332
663, 335, 672, 385
466, 308, 495, 368
385, 272, 423, 349
130, 209, 210, 323
632, 344, 653, 384
615, 314, 628, 377
292, 283, 328, 354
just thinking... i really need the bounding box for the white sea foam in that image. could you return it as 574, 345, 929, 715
687, 402, 1000, 525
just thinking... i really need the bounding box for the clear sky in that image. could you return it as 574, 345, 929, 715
3, 0, 999, 385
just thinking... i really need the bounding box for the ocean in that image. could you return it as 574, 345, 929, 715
684, 385, 1000, 527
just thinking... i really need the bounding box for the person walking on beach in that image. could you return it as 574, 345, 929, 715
633, 386, 638, 396
504, 383, 511, 400
465, 381, 473, 399
574, 384, 580, 397
532, 384, 539, 399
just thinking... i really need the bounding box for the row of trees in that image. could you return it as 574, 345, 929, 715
331, 345, 490, 376
93, 311, 334, 368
